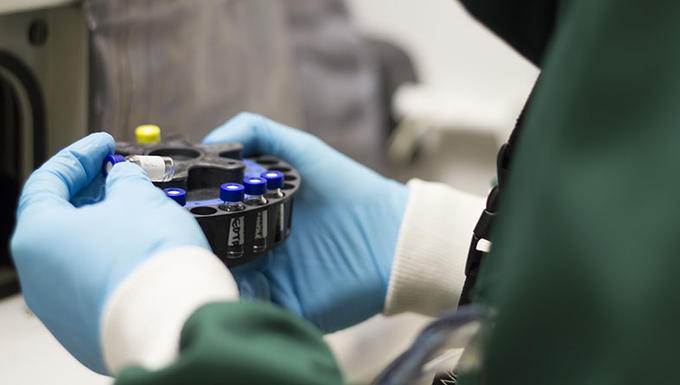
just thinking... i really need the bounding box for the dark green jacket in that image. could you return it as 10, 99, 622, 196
119, 1, 680, 384
465, 0, 680, 384
116, 301, 343, 385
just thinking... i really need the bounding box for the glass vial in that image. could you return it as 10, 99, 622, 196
243, 177, 268, 253
103, 154, 175, 182
220, 183, 246, 259
261, 171, 286, 242
261, 171, 285, 199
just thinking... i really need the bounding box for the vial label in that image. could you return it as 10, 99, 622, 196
254, 210, 268, 252
227, 216, 245, 259
136, 156, 167, 181
228, 216, 245, 247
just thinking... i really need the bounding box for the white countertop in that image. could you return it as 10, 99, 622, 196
0, 294, 111, 385
0, 292, 436, 385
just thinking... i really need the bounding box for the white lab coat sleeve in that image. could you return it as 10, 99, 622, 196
100, 246, 239, 375
384, 179, 486, 316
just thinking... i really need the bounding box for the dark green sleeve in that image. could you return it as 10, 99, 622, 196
459, 0, 559, 65
114, 301, 344, 385
467, 1, 680, 384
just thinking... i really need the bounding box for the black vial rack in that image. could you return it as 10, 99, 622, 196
115, 137, 300, 267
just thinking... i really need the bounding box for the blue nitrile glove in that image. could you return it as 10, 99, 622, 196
204, 112, 409, 332
10, 133, 210, 374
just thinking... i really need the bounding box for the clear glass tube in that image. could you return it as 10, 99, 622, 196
244, 194, 268, 253
274, 202, 286, 242
266, 188, 284, 199
221, 201, 246, 259
125, 155, 175, 182
265, 189, 286, 242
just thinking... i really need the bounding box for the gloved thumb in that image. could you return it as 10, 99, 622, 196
104, 162, 160, 201
202, 112, 325, 168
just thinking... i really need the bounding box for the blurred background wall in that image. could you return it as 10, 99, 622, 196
347, 0, 538, 104
345, 0, 539, 196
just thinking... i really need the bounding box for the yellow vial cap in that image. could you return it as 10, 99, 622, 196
135, 124, 161, 144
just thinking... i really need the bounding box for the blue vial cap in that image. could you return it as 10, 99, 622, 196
260, 170, 284, 190
243, 177, 267, 195
164, 188, 187, 206
102, 154, 126, 175
220, 183, 245, 202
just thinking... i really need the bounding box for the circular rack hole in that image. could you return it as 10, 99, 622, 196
255, 156, 279, 165
190, 207, 217, 216
268, 166, 291, 172
283, 183, 295, 190
219, 151, 240, 159
284, 174, 297, 181
150, 148, 201, 161
187, 166, 240, 191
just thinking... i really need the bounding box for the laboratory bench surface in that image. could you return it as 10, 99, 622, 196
0, 294, 111, 385
0, 292, 434, 385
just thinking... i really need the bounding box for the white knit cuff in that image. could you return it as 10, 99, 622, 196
101, 246, 239, 375
384, 179, 486, 316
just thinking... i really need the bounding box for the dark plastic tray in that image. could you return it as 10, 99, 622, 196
115, 137, 300, 267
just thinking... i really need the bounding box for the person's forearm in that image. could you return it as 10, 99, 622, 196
385, 180, 485, 316
100, 246, 343, 384
101, 247, 238, 373
113, 301, 344, 385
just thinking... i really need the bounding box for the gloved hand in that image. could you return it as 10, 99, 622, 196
10, 133, 210, 374
204, 112, 409, 332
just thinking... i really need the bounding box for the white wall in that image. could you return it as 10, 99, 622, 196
345, 0, 539, 109
345, 0, 541, 196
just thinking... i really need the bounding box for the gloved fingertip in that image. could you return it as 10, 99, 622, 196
66, 132, 115, 155
204, 112, 325, 169
89, 131, 115, 143
202, 112, 254, 143
202, 112, 269, 156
